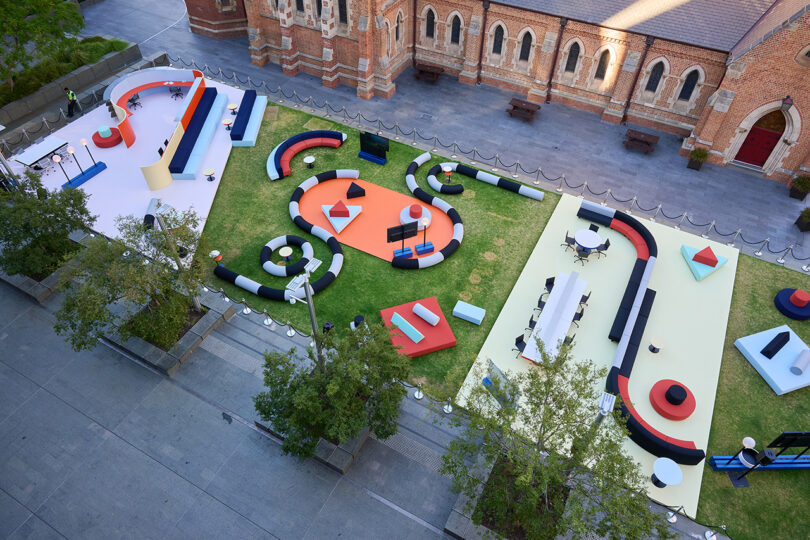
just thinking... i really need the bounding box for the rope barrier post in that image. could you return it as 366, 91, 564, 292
411, 129, 417, 146
42, 117, 50, 130
512, 162, 520, 178
471, 148, 477, 165
674, 212, 687, 230
601, 189, 611, 206
451, 143, 458, 159
534, 168, 541, 185
342, 107, 348, 122
557, 174, 564, 192
701, 220, 715, 239
578, 181, 588, 198
777, 244, 792, 265
376, 119, 382, 135
727, 229, 741, 247
293, 91, 300, 107
21, 128, 30, 142
414, 383, 424, 400
754, 238, 768, 257
649, 204, 662, 222
443, 399, 453, 414
277, 86, 284, 103
262, 309, 273, 326
286, 321, 296, 337
393, 123, 400, 140
241, 298, 251, 315
324, 101, 330, 118
626, 196, 637, 214
491, 154, 499, 172
802, 260, 810, 272
219, 288, 230, 302
431, 136, 438, 152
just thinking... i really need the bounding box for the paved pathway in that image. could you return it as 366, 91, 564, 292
77, 0, 810, 266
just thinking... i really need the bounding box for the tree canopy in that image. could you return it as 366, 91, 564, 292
0, 0, 85, 88
54, 209, 208, 351
440, 344, 671, 539
254, 321, 410, 458
0, 170, 95, 279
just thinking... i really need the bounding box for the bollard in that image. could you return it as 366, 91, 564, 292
220, 288, 230, 302
286, 322, 296, 337
650, 204, 662, 222
754, 238, 768, 257
674, 212, 687, 230
777, 244, 792, 265
701, 220, 715, 239
578, 181, 587, 198
601, 189, 611, 206
263, 309, 274, 327
241, 298, 251, 315
414, 384, 424, 400
431, 136, 438, 152
512, 162, 520, 178
451, 142, 458, 159
534, 168, 541, 185
443, 400, 453, 414
626, 196, 637, 214
556, 174, 564, 192
727, 229, 741, 247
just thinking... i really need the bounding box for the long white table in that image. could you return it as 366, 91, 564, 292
522, 271, 587, 362
12, 136, 69, 167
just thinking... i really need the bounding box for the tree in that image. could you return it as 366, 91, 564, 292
54, 209, 208, 351
254, 322, 410, 458
0, 170, 95, 279
440, 344, 672, 540
0, 0, 84, 89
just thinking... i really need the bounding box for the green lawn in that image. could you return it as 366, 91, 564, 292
203, 104, 810, 537
696, 255, 810, 540
201, 106, 558, 396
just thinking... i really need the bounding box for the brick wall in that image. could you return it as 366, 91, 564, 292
184, 0, 248, 38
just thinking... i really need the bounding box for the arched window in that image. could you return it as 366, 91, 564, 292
275, 0, 279, 9
338, 0, 347, 24
492, 26, 504, 55
806, 49, 810, 58
295, 0, 304, 13
645, 61, 664, 92
565, 42, 580, 72
519, 33, 532, 61
678, 70, 700, 101
316, 0, 322, 18
425, 10, 435, 39
396, 14, 402, 42
451, 16, 461, 44
594, 50, 610, 80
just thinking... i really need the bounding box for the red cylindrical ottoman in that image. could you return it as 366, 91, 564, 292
92, 127, 123, 148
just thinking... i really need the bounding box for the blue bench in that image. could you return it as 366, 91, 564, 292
169, 87, 217, 174
230, 90, 256, 141
172, 93, 226, 180
453, 301, 486, 325
231, 95, 267, 148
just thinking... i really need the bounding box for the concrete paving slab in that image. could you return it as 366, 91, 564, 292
0, 389, 109, 509
0, 489, 32, 538
172, 490, 275, 539
0, 363, 40, 425
205, 430, 339, 538
302, 479, 443, 540
0, 283, 35, 325
114, 380, 246, 488
5, 514, 63, 540
0, 309, 74, 387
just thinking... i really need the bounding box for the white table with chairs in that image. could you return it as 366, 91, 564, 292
522, 271, 587, 362
12, 136, 69, 167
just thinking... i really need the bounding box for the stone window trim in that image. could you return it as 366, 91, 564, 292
723, 101, 802, 175
486, 21, 508, 65
796, 44, 810, 67
516, 30, 533, 65
395, 10, 405, 48
422, 6, 436, 42
557, 38, 584, 85
586, 45, 617, 92
216, 0, 236, 12
491, 24, 505, 56
446, 12, 465, 50
337, 0, 350, 34
669, 64, 706, 114
637, 56, 670, 105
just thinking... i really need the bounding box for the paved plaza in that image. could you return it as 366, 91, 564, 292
75, 0, 810, 265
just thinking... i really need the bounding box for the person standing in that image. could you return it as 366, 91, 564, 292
64, 87, 77, 117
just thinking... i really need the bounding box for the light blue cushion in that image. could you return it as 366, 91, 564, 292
98, 126, 112, 138
390, 312, 424, 343
453, 301, 486, 325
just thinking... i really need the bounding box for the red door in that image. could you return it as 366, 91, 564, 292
735, 126, 782, 167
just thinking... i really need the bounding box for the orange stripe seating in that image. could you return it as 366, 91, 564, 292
610, 219, 649, 260
280, 138, 342, 176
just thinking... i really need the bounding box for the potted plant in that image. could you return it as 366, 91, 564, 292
795, 208, 810, 232
687, 148, 709, 170
789, 176, 810, 200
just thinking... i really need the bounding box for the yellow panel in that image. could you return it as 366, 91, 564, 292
140, 124, 185, 191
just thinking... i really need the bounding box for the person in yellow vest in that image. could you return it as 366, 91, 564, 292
64, 87, 77, 117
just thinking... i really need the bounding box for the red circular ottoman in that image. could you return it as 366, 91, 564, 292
409, 204, 423, 218
790, 289, 810, 308
92, 127, 122, 148
649, 379, 696, 421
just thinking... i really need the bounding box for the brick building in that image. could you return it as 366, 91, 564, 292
184, 0, 810, 182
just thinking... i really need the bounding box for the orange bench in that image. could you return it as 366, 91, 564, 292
280, 137, 342, 176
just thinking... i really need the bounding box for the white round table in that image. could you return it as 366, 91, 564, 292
303, 156, 315, 169
278, 246, 293, 262
575, 229, 602, 250
651, 457, 683, 488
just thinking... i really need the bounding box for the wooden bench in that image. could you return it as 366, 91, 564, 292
507, 107, 534, 120
507, 97, 540, 122
414, 63, 443, 83
623, 139, 655, 154
624, 129, 659, 154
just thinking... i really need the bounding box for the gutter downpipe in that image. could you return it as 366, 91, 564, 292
545, 17, 567, 103
621, 36, 655, 124
412, 0, 418, 65
475, 0, 491, 84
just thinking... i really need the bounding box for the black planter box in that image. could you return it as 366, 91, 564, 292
795, 216, 810, 232
687, 158, 704, 171
789, 187, 808, 200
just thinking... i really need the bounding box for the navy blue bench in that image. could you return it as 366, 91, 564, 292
230, 90, 256, 141
169, 87, 217, 174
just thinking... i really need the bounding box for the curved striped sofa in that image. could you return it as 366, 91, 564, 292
425, 162, 544, 201
577, 199, 706, 465
266, 130, 346, 181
